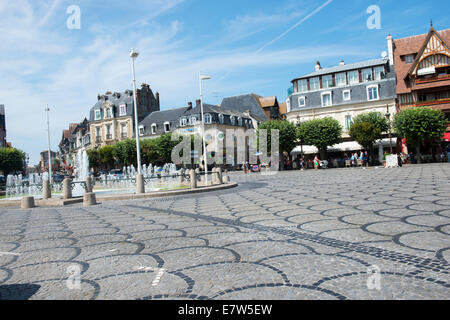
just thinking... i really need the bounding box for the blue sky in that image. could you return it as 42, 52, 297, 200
0, 0, 449, 164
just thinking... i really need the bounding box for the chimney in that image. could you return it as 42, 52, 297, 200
315, 61, 322, 71
196, 99, 201, 106
387, 34, 394, 66
339, 59, 345, 66
97, 94, 101, 101
187, 102, 193, 110
156, 92, 160, 109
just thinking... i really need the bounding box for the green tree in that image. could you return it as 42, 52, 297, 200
113, 139, 137, 166
86, 149, 100, 171
297, 117, 342, 159
352, 112, 389, 133
98, 145, 116, 169
393, 107, 447, 164
0, 148, 26, 175
349, 122, 382, 160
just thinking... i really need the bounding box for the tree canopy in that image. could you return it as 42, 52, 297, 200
257, 120, 297, 154
297, 117, 342, 156
0, 148, 26, 175
349, 122, 382, 150
352, 112, 389, 133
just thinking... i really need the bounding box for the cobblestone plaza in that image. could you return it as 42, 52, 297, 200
0, 164, 449, 300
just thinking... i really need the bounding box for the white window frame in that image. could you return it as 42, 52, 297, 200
95, 109, 101, 121
164, 122, 171, 133
298, 96, 306, 107
405, 55, 414, 64
336, 72, 347, 87
348, 70, 359, 85
345, 115, 352, 131
362, 68, 373, 82
105, 108, 112, 119
374, 66, 385, 81
367, 85, 380, 101
298, 79, 308, 93
180, 117, 187, 127
343, 89, 351, 101
218, 114, 224, 124
151, 124, 157, 135
309, 77, 320, 91
119, 104, 127, 117
321, 91, 333, 107
322, 75, 333, 89
190, 116, 197, 125
230, 116, 236, 126
139, 125, 145, 136
204, 113, 212, 124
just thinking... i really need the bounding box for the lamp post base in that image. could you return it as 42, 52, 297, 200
136, 174, 145, 194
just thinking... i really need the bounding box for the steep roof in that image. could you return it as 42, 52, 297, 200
393, 28, 450, 94
258, 96, 277, 108
220, 94, 268, 121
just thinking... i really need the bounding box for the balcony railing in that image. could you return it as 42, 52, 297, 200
106, 134, 113, 140
415, 98, 450, 107
415, 74, 450, 84
95, 137, 101, 143
121, 133, 128, 139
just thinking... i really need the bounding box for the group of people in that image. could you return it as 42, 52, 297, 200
346, 151, 370, 167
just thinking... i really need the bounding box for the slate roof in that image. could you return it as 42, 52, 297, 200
89, 91, 135, 122
293, 58, 390, 81
220, 94, 268, 121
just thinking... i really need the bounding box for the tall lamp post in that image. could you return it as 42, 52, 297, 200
130, 48, 145, 194
199, 73, 211, 186
385, 105, 394, 154
45, 106, 52, 183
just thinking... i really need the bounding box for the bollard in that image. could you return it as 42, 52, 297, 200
178, 169, 185, 184
136, 174, 145, 194
83, 193, 97, 207
195, 168, 201, 182
223, 175, 230, 184
85, 176, 92, 193
63, 178, 72, 200
190, 169, 197, 189
212, 168, 218, 185
217, 167, 223, 185
21, 196, 35, 209
42, 179, 51, 199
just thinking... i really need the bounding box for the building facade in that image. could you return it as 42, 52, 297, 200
389, 25, 450, 156
286, 58, 397, 162
59, 119, 90, 168
89, 84, 160, 149
139, 100, 256, 167
219, 94, 282, 123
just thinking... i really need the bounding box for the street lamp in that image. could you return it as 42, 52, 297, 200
385, 105, 394, 154
45, 106, 52, 184
130, 48, 145, 194
199, 73, 211, 186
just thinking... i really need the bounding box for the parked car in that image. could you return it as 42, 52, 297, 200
109, 169, 124, 179
53, 174, 65, 183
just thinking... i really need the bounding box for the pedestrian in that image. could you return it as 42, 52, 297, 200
314, 155, 320, 170
300, 155, 306, 171
364, 151, 369, 167
447, 144, 450, 163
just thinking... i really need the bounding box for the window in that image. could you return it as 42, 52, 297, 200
219, 114, 224, 124
139, 126, 145, 136
405, 55, 414, 64
121, 123, 127, 138
96, 127, 101, 142
343, 90, 351, 101
95, 110, 101, 121
298, 79, 308, 93
374, 66, 385, 81
336, 72, 347, 87
321, 92, 332, 107
362, 68, 373, 82
345, 115, 352, 131
230, 116, 236, 126
119, 105, 127, 116
180, 117, 187, 127
309, 77, 320, 91
367, 85, 379, 101
348, 70, 359, 84
164, 122, 171, 133
105, 108, 112, 118
106, 125, 112, 140
298, 96, 306, 107
322, 75, 333, 89
190, 116, 197, 125
151, 124, 157, 134
204, 114, 212, 124
238, 117, 243, 126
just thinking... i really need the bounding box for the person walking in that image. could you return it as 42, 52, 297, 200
314, 155, 320, 170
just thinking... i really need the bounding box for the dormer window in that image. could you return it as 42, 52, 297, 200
105, 108, 112, 119
219, 114, 224, 124
190, 116, 197, 125
204, 114, 212, 124
230, 116, 236, 126
94, 109, 101, 121
180, 117, 187, 127
362, 68, 373, 82
151, 124, 157, 135
238, 117, 243, 126
119, 104, 127, 117
405, 54, 415, 64
164, 122, 171, 133
139, 125, 145, 136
